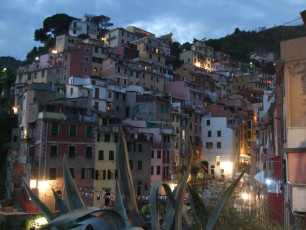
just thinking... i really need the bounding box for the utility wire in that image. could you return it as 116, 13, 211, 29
281, 17, 302, 26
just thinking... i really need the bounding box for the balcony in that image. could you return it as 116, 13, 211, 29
99, 125, 119, 133
227, 118, 238, 129
38, 112, 97, 122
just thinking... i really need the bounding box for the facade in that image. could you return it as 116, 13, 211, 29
201, 116, 239, 179
94, 117, 119, 208
278, 36, 306, 228
180, 50, 212, 72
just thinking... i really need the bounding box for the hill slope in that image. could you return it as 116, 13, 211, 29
205, 25, 306, 62
0, 56, 22, 72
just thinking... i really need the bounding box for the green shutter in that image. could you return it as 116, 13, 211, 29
91, 168, 95, 179
136, 105, 139, 113
81, 168, 85, 179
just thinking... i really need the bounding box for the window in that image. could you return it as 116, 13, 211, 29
84, 56, 89, 62
157, 151, 161, 159
143, 73, 145, 78
161, 105, 164, 113
206, 142, 213, 149
208, 131, 211, 137
94, 47, 98, 53
69, 124, 77, 136
137, 161, 142, 170
69, 146, 76, 158
151, 75, 154, 81
98, 150, 104, 160
130, 70, 133, 77
138, 144, 142, 152
85, 48, 90, 52
166, 106, 168, 114
157, 166, 161, 175
49, 168, 57, 180
217, 142, 222, 149
109, 151, 114, 160
64, 64, 67, 70
117, 67, 120, 73
129, 160, 133, 170
86, 126, 93, 137
217, 130, 221, 137
51, 123, 59, 135
149, 54, 152, 59
84, 66, 88, 72
85, 147, 92, 158
50, 145, 58, 158
151, 166, 154, 175
104, 134, 110, 142
28, 74, 31, 80
81, 168, 94, 179
69, 168, 75, 178
207, 120, 210, 126
151, 150, 154, 158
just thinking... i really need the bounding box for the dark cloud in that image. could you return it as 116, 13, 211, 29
0, 0, 305, 60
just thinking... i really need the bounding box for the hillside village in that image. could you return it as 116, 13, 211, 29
1, 13, 306, 229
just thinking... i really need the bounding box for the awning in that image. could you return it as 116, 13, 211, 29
254, 171, 266, 184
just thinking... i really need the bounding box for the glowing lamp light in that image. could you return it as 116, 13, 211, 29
169, 183, 177, 191
35, 56, 40, 61
12, 106, 18, 114
266, 178, 272, 185
242, 193, 249, 200
220, 162, 233, 172
34, 217, 48, 226
195, 62, 201, 67
107, 105, 112, 111
51, 49, 58, 54
30, 179, 37, 189
38, 181, 49, 190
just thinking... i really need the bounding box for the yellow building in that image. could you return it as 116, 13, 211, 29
93, 117, 119, 208
133, 37, 166, 65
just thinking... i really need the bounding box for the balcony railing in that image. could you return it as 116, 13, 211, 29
38, 112, 97, 122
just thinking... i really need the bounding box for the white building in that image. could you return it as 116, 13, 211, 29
67, 76, 108, 111
201, 116, 239, 179
69, 14, 98, 39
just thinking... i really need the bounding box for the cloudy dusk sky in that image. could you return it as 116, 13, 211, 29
0, 0, 305, 60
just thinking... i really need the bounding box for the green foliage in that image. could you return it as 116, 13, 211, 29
77, 33, 89, 39
35, 14, 75, 43
0, 56, 22, 72
24, 46, 44, 65
206, 25, 306, 62
91, 15, 113, 33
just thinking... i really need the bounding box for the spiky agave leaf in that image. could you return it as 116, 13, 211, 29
187, 184, 206, 229
118, 125, 144, 227
63, 155, 85, 211
51, 187, 69, 215
20, 175, 55, 222
205, 167, 249, 230
114, 181, 130, 228
40, 206, 101, 229
174, 144, 193, 230
149, 182, 176, 230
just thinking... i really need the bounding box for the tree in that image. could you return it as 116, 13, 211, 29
181, 42, 192, 51
34, 13, 75, 43
91, 15, 113, 36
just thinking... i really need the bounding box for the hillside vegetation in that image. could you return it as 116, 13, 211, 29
205, 25, 306, 62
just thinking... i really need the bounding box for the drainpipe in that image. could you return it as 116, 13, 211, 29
275, 85, 285, 229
